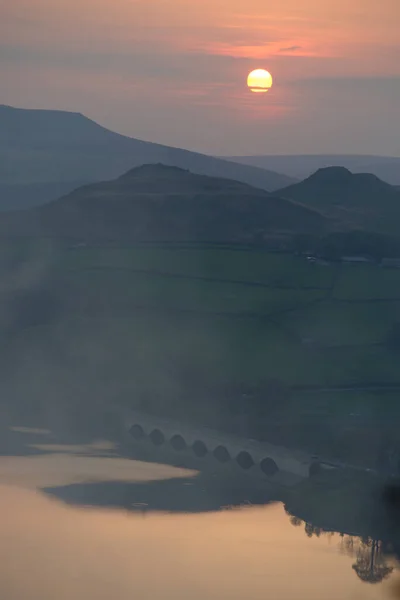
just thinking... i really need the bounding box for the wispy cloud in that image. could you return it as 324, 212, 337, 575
279, 45, 302, 52
197, 40, 320, 60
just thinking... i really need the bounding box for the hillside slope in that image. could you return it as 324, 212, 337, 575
0, 105, 294, 207
223, 154, 400, 185
0, 181, 86, 210
0, 164, 329, 242
278, 167, 400, 235
2, 238, 400, 468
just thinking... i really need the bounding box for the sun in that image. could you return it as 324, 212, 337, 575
247, 69, 273, 93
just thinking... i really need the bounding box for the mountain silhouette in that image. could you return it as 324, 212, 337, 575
223, 154, 400, 186
278, 167, 400, 235
0, 105, 294, 209
0, 164, 329, 243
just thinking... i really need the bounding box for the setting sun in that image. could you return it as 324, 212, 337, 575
247, 69, 273, 93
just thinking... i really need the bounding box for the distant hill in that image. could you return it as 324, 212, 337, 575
0, 105, 294, 209
278, 167, 400, 236
0, 181, 86, 210
223, 154, 400, 186
0, 164, 329, 243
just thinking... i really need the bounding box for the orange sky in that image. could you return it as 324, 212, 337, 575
0, 0, 399, 154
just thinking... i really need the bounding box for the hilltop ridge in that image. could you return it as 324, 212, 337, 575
278, 167, 400, 235
0, 106, 295, 209
223, 154, 400, 185
0, 163, 329, 243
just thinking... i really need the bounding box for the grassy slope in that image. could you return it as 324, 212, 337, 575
2, 240, 400, 448
11, 242, 400, 385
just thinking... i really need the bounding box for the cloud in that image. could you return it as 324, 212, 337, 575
279, 45, 302, 52
198, 40, 321, 60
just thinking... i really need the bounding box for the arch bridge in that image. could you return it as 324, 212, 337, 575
123, 411, 327, 485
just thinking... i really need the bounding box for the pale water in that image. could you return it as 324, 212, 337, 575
1, 432, 399, 600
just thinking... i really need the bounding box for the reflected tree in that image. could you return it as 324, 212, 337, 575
304, 522, 322, 538
286, 515, 396, 584
352, 539, 393, 584
286, 513, 325, 538
290, 516, 303, 527
339, 535, 356, 557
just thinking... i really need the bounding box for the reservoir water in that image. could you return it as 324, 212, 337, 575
1, 430, 399, 600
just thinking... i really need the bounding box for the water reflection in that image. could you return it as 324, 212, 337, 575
1, 426, 400, 599
352, 539, 393, 584
284, 474, 400, 589
288, 517, 395, 584
3, 483, 398, 600
43, 473, 277, 514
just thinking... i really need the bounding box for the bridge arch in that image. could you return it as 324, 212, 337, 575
170, 434, 187, 451
129, 424, 145, 440
149, 428, 165, 446
236, 450, 254, 470
192, 440, 208, 458
260, 457, 279, 476
213, 445, 231, 463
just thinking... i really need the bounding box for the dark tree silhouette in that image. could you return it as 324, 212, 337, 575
304, 522, 322, 538
352, 539, 393, 584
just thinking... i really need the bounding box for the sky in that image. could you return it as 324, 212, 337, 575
0, 0, 399, 156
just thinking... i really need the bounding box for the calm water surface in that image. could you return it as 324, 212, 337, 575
1, 433, 399, 600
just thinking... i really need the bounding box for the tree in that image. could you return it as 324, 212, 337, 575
352, 539, 393, 584
304, 522, 322, 538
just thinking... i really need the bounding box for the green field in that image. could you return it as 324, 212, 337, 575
45, 244, 400, 386
3, 241, 400, 439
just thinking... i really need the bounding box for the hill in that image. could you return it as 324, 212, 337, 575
0, 167, 399, 468
223, 154, 400, 185
0, 164, 328, 243
277, 167, 400, 236
0, 105, 294, 209
0, 181, 86, 211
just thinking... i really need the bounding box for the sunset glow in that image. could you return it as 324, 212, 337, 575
0, 0, 399, 154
